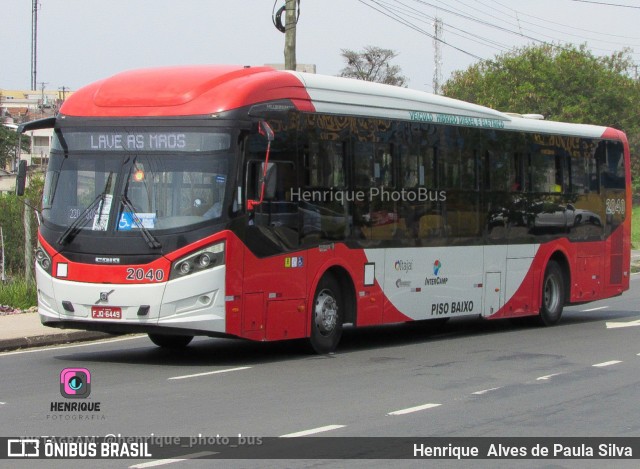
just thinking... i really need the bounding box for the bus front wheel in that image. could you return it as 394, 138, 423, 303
309, 275, 343, 354
538, 260, 564, 326
148, 333, 194, 349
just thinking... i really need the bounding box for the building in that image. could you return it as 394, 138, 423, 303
1, 88, 68, 192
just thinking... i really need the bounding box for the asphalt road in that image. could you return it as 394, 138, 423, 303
1, 275, 640, 468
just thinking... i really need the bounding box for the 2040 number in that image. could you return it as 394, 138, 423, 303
605, 198, 625, 215
126, 268, 164, 282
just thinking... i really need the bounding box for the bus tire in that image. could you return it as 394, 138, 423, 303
309, 275, 343, 354
148, 333, 194, 349
538, 260, 564, 326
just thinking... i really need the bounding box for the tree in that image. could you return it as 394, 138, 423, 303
441, 43, 640, 195
339, 46, 408, 87
0, 126, 30, 171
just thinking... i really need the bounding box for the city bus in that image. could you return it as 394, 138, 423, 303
18, 65, 631, 353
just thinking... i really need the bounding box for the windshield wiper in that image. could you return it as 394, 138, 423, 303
120, 195, 162, 249
57, 192, 107, 245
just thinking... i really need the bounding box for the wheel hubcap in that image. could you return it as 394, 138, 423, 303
544, 275, 560, 312
315, 289, 338, 335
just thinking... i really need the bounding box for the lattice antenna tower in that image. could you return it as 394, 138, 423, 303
433, 17, 443, 95
31, 0, 40, 91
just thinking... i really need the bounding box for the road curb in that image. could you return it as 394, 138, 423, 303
0, 331, 112, 353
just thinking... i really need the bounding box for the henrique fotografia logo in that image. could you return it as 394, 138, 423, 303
49, 368, 104, 420
60, 368, 92, 399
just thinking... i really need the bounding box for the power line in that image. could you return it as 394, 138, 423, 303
384, 0, 512, 51
472, 0, 640, 49
357, 0, 483, 59
568, 0, 640, 8
488, 0, 640, 41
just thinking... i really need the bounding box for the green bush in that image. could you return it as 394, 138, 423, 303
0, 174, 43, 278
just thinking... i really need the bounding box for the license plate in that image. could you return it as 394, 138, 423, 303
91, 306, 122, 320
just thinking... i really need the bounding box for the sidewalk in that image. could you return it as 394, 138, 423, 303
0, 312, 111, 352
1, 250, 639, 353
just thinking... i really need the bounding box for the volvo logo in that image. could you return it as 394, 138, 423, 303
95, 290, 115, 305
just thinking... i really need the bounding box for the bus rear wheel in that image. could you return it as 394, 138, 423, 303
148, 333, 194, 349
538, 260, 564, 326
309, 275, 343, 354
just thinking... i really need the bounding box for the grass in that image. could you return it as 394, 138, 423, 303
0, 277, 37, 310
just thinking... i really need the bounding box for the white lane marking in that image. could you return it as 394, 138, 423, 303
0, 335, 144, 357
280, 425, 346, 438
168, 367, 251, 380
0, 402, 6, 405
387, 403, 442, 416
593, 360, 623, 367
536, 373, 563, 381
606, 319, 640, 329
582, 306, 608, 312
129, 451, 218, 468
471, 387, 501, 395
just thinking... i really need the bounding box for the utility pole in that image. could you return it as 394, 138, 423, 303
284, 0, 298, 71
31, 0, 39, 90
39, 82, 48, 104
433, 17, 443, 95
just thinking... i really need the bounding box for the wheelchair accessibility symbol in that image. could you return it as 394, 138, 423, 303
118, 212, 156, 231
119, 212, 134, 231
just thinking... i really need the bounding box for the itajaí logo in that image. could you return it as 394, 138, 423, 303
394, 260, 413, 272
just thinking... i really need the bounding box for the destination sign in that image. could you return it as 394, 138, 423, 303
409, 111, 505, 129
53, 131, 231, 152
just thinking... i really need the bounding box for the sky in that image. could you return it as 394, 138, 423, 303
2, 0, 640, 94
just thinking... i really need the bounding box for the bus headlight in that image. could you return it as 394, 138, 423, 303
170, 242, 225, 280
35, 243, 52, 274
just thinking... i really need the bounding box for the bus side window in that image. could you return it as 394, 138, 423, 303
355, 141, 374, 187
301, 140, 348, 241
512, 153, 524, 192
306, 140, 345, 188
374, 144, 393, 187
600, 141, 625, 190
531, 152, 561, 193
485, 150, 509, 191
247, 160, 297, 229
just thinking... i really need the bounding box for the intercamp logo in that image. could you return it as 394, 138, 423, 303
425, 260, 448, 286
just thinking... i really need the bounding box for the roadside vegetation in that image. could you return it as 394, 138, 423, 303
0, 278, 37, 311
633, 205, 639, 249
0, 175, 42, 311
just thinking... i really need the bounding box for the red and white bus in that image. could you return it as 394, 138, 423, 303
18, 65, 631, 353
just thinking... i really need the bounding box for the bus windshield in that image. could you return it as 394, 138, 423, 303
42, 129, 232, 235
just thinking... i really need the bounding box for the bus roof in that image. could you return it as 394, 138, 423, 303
59, 65, 615, 139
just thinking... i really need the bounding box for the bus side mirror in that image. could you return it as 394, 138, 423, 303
258, 120, 274, 142
247, 120, 275, 211
16, 160, 27, 196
